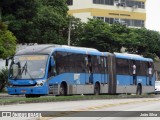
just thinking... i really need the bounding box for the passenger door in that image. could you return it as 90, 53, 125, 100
101, 57, 107, 84
129, 60, 134, 85
84, 55, 93, 84
108, 54, 116, 94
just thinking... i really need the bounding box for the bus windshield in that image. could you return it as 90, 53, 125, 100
9, 55, 48, 79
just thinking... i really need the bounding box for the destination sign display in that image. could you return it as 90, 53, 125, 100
18, 55, 47, 61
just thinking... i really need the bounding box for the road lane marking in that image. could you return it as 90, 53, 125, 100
39, 98, 160, 120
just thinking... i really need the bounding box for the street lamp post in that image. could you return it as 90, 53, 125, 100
68, 20, 71, 46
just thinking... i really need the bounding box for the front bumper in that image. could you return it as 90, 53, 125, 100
7, 86, 48, 95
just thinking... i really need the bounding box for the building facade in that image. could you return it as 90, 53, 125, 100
67, 0, 146, 28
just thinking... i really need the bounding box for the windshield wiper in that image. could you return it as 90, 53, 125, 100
22, 61, 34, 80
13, 61, 34, 80
21, 61, 27, 75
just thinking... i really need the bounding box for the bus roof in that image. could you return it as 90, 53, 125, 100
15, 44, 60, 55
114, 53, 153, 62
15, 44, 104, 56
15, 45, 152, 61
54, 45, 104, 56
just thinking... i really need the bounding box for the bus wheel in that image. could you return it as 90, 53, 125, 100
25, 94, 31, 98
60, 82, 67, 96
94, 83, 100, 95
136, 84, 142, 95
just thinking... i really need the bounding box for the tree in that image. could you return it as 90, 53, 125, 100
110, 23, 132, 52
109, 24, 141, 54
1, 0, 38, 43
64, 16, 85, 46
30, 0, 69, 44
132, 28, 160, 59
76, 19, 160, 60
1, 0, 69, 44
0, 22, 16, 59
0, 68, 8, 91
78, 19, 114, 52
78, 20, 133, 52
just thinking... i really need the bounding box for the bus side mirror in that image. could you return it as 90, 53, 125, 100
50, 56, 55, 67
6, 59, 8, 67
6, 56, 13, 66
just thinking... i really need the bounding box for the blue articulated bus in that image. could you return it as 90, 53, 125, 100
6, 45, 155, 97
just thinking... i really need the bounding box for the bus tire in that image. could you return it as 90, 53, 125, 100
25, 94, 40, 98
25, 94, 32, 98
60, 82, 67, 96
94, 83, 100, 95
136, 84, 142, 95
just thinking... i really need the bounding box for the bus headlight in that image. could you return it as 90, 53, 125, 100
36, 81, 45, 86
40, 83, 44, 86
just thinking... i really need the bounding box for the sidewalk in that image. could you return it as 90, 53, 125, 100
0, 93, 24, 97
0, 93, 8, 96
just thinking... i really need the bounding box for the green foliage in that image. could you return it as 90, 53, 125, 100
66, 16, 85, 46
0, 68, 8, 91
1, 0, 38, 43
110, 23, 131, 52
77, 19, 160, 59
40, 0, 68, 17
1, 0, 68, 44
0, 22, 16, 59
131, 28, 160, 59
32, 4, 67, 44
78, 19, 114, 52
1, 0, 160, 59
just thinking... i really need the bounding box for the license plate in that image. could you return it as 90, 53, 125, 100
21, 90, 26, 93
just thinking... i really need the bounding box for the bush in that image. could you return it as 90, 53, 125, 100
0, 21, 16, 59
0, 68, 8, 91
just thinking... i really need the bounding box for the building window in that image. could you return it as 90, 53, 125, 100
67, 0, 73, 5
115, 0, 145, 9
93, 0, 114, 5
114, 18, 120, 23
92, 0, 145, 8
94, 16, 105, 22
93, 0, 145, 9
105, 18, 110, 23
123, 19, 144, 27
134, 20, 144, 27
141, 2, 145, 9
94, 16, 144, 27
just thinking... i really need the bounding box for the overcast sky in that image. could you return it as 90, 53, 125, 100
146, 0, 160, 32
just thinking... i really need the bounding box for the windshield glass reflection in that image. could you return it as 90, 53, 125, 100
9, 55, 48, 79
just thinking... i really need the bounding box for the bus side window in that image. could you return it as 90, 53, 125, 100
98, 56, 101, 65
48, 55, 57, 78
85, 56, 88, 72
79, 56, 84, 72
86, 55, 92, 73
101, 57, 104, 73
104, 57, 107, 68
55, 51, 67, 74
92, 56, 99, 73
148, 62, 153, 85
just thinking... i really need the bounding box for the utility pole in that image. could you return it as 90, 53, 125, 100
0, 7, 1, 21
68, 20, 71, 46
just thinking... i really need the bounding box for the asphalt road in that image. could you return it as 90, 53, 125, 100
0, 96, 160, 120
